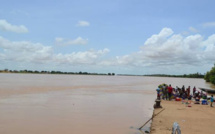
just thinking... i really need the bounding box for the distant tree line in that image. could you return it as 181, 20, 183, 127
144, 72, 204, 78
0, 69, 115, 76
204, 64, 215, 84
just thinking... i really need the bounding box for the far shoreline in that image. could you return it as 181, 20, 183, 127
0, 69, 205, 79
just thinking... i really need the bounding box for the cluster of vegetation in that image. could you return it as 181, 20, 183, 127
144, 72, 204, 78
204, 64, 215, 84
0, 69, 115, 76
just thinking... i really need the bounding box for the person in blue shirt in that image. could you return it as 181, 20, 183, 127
210, 95, 214, 107
156, 87, 161, 100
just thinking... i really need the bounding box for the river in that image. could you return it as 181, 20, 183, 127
0, 73, 213, 134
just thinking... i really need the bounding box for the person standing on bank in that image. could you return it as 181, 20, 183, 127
163, 84, 168, 100
193, 86, 196, 95
187, 86, 190, 97
168, 84, 173, 100
156, 86, 161, 100
210, 95, 214, 107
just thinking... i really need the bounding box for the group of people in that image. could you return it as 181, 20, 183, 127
156, 84, 173, 100
156, 83, 214, 107
156, 84, 193, 100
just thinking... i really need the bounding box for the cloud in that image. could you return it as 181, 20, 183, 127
54, 48, 110, 65
0, 36, 109, 66
144, 28, 174, 46
203, 22, 215, 28
77, 21, 90, 27
0, 36, 53, 63
1, 27, 215, 74
189, 27, 198, 33
101, 28, 215, 74
0, 19, 28, 33
139, 28, 210, 66
55, 37, 88, 46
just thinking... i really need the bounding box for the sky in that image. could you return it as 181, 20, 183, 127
0, 0, 215, 75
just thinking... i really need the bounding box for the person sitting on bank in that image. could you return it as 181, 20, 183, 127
188, 95, 192, 103
194, 90, 199, 98
182, 92, 186, 100
195, 96, 200, 104
178, 87, 182, 98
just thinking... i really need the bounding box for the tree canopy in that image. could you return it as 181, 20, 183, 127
204, 64, 215, 84
0, 69, 115, 76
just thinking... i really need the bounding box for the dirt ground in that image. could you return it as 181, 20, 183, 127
150, 100, 215, 134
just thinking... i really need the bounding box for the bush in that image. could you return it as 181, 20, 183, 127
205, 64, 215, 85
210, 75, 215, 84
204, 72, 210, 82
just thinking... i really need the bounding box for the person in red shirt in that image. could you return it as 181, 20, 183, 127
187, 86, 190, 97
168, 84, 173, 100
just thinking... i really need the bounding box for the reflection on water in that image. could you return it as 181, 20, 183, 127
0, 73, 213, 134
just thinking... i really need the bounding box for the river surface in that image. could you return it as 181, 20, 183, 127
0, 73, 213, 134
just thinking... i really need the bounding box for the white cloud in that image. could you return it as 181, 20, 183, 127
55, 37, 64, 42
140, 29, 213, 65
77, 21, 90, 27
0, 36, 109, 66
0, 19, 28, 33
144, 28, 174, 46
203, 22, 215, 28
0, 36, 53, 63
189, 27, 198, 33
54, 48, 109, 65
1, 27, 215, 75
104, 28, 215, 74
55, 37, 88, 46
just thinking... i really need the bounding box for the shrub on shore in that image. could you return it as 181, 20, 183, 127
204, 64, 215, 84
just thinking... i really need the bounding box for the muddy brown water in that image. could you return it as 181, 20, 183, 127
0, 73, 213, 134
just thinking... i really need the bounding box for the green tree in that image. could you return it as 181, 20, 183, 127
209, 65, 215, 84
204, 71, 210, 82
204, 64, 215, 84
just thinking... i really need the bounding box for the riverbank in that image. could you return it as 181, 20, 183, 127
150, 100, 215, 134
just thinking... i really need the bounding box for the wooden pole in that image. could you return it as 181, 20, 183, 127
139, 108, 165, 130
